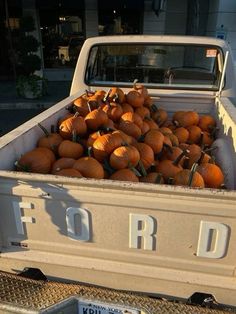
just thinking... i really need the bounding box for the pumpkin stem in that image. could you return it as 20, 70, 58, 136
130, 166, 142, 177
182, 157, 190, 169
103, 88, 111, 102
74, 112, 80, 118
155, 173, 163, 184
99, 126, 115, 133
103, 159, 115, 175
188, 163, 198, 187
167, 177, 174, 185
150, 104, 157, 113
66, 104, 74, 113
209, 155, 216, 164
173, 120, 179, 127
173, 149, 189, 166
15, 160, 31, 172
197, 151, 205, 164
133, 79, 139, 89
138, 160, 147, 177
85, 89, 95, 97
87, 146, 93, 157
204, 146, 218, 154
72, 130, 77, 142
163, 143, 173, 153
199, 132, 205, 150
38, 123, 50, 137
87, 101, 92, 112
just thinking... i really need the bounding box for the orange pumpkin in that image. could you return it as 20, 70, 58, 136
58, 140, 84, 159
102, 102, 123, 122
51, 157, 76, 174
109, 145, 140, 170
37, 124, 63, 154
173, 127, 189, 143
59, 114, 87, 139
144, 129, 164, 154
55, 168, 83, 178
85, 108, 109, 131
16, 148, 53, 174
118, 120, 142, 139
198, 114, 216, 132
92, 133, 123, 162
126, 90, 144, 108
109, 168, 139, 182
173, 168, 205, 188
197, 163, 224, 188
73, 157, 104, 179
140, 172, 164, 184
133, 142, 154, 170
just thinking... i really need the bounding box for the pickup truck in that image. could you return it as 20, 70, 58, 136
0, 35, 236, 313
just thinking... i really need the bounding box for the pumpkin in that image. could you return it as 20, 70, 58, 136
126, 90, 144, 108
140, 172, 164, 184
118, 120, 142, 139
102, 102, 123, 122
143, 95, 153, 108
186, 125, 202, 144
121, 102, 134, 113
120, 112, 143, 129
186, 144, 202, 169
173, 168, 205, 188
73, 96, 90, 116
86, 131, 102, 148
92, 133, 123, 162
58, 140, 84, 159
196, 163, 224, 188
173, 127, 189, 143
37, 123, 63, 154
108, 87, 125, 104
167, 133, 179, 147
135, 106, 150, 119
173, 111, 199, 127
34, 147, 56, 164
143, 117, 159, 130
112, 130, 136, 145
51, 157, 76, 174
73, 157, 104, 179
133, 82, 148, 99
55, 168, 83, 178
200, 131, 214, 148
151, 108, 168, 126
84, 108, 109, 131
144, 129, 164, 154
198, 114, 216, 132
141, 121, 150, 135
156, 154, 184, 182
59, 114, 87, 139
16, 148, 53, 174
109, 145, 140, 170
133, 142, 154, 170
160, 146, 184, 165
109, 168, 139, 182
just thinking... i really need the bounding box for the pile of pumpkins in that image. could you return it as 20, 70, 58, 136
16, 82, 225, 189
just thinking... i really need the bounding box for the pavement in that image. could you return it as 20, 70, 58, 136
0, 80, 71, 136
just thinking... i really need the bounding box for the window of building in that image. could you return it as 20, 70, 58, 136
98, 0, 143, 35
37, 0, 85, 68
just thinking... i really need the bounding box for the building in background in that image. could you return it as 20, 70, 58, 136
0, 0, 236, 81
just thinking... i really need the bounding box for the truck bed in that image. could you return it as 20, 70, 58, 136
0, 91, 236, 307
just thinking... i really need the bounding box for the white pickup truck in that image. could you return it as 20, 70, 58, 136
0, 35, 236, 313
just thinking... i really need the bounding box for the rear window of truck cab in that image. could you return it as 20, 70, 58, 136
85, 43, 223, 91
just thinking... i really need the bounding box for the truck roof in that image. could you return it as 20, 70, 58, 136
84, 35, 228, 50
